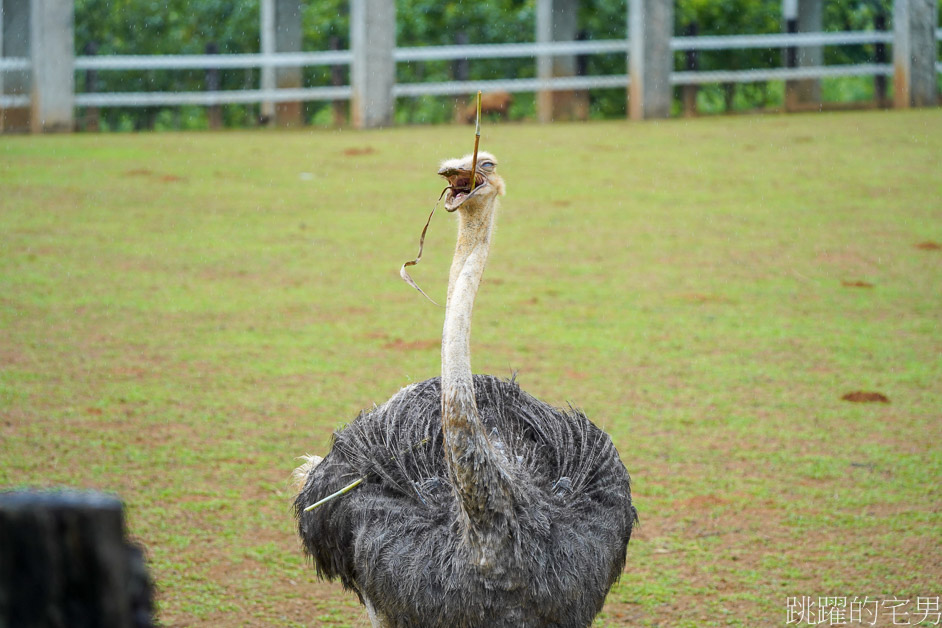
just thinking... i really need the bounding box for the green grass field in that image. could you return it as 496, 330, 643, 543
1, 110, 940, 627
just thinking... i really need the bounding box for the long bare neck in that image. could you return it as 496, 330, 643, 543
442, 207, 494, 390
441, 200, 516, 564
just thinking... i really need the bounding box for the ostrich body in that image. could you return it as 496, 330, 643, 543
295, 152, 635, 627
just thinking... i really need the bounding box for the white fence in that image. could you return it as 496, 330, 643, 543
2, 28, 940, 111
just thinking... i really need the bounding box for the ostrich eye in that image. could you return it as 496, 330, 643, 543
479, 161, 495, 169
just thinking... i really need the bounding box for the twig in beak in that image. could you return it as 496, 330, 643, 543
468, 90, 482, 192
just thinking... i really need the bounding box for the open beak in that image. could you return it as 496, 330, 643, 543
438, 166, 487, 212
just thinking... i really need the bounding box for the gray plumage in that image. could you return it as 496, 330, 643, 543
294, 375, 636, 628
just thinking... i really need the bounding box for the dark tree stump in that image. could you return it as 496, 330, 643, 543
0, 490, 154, 628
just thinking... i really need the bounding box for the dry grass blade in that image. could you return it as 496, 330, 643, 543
399, 190, 450, 307
303, 477, 364, 512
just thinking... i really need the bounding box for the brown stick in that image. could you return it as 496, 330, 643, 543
468, 91, 482, 190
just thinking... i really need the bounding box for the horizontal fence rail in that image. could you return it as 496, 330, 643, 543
73, 51, 351, 71
0, 57, 30, 71
395, 39, 629, 62
0, 95, 30, 107
394, 75, 629, 97
672, 63, 893, 85
671, 30, 893, 51
937, 28, 942, 75
75, 86, 352, 108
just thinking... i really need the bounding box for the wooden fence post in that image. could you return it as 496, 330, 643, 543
873, 11, 888, 109
205, 42, 222, 129
2, 0, 31, 131
83, 41, 99, 131
682, 22, 698, 117
0, 490, 155, 627
329, 35, 347, 126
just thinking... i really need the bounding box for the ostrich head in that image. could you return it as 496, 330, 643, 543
438, 151, 505, 213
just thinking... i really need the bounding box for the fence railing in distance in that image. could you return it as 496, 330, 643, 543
395, 39, 629, 62
0, 94, 30, 107
75, 86, 352, 108
671, 30, 893, 51
4, 29, 942, 112
394, 75, 629, 97
672, 63, 894, 86
0, 58, 31, 71
73, 51, 352, 71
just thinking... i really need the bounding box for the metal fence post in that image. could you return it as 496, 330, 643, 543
350, 0, 395, 129
628, 0, 673, 120
783, 0, 822, 112
893, 0, 938, 108
29, 0, 73, 132
260, 0, 302, 127
0, 1, 4, 109
796, 0, 822, 107
274, 0, 301, 127
783, 0, 798, 104
260, 0, 275, 124
536, 0, 587, 123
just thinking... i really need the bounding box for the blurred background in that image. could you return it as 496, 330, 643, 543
2, 0, 939, 132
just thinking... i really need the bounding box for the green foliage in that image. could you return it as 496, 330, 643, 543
71, 0, 916, 129
393, 0, 537, 124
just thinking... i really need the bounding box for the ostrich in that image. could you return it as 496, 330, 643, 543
294, 151, 635, 627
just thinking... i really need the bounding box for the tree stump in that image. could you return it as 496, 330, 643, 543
0, 490, 154, 628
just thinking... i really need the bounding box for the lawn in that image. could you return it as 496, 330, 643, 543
1, 109, 940, 627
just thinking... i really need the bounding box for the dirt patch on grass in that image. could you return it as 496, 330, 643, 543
382, 338, 439, 351
841, 391, 890, 403
674, 494, 732, 511
342, 147, 376, 157
915, 241, 940, 250
678, 292, 729, 303
122, 168, 186, 183
841, 280, 874, 288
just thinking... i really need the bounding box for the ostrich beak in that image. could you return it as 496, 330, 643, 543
438, 165, 487, 212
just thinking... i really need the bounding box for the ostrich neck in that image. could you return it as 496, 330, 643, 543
441, 201, 515, 559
